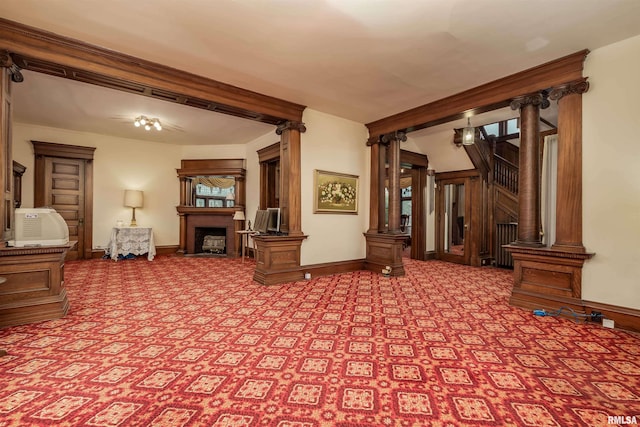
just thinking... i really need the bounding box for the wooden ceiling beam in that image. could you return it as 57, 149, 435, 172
366, 50, 588, 139
0, 17, 306, 124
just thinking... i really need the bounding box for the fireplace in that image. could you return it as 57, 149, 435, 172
195, 227, 226, 254
178, 208, 239, 256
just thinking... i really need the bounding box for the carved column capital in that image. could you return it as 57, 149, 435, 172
510, 92, 550, 111
0, 51, 12, 68
276, 121, 307, 135
380, 131, 407, 145
0, 51, 24, 83
549, 78, 589, 101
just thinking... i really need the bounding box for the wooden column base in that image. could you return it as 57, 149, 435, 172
0, 242, 75, 328
253, 234, 307, 285
505, 245, 594, 315
364, 232, 406, 277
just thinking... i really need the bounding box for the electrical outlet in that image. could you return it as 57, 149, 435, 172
602, 318, 615, 329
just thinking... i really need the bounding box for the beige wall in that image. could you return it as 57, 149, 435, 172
582, 34, 640, 310
300, 109, 369, 265
13, 123, 182, 248
12, 123, 252, 249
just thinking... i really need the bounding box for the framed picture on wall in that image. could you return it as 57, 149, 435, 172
313, 169, 358, 214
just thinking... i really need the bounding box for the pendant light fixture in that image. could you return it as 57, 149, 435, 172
462, 117, 475, 146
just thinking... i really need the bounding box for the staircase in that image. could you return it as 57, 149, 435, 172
493, 154, 518, 267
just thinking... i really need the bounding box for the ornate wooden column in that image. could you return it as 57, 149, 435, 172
510, 92, 548, 247
377, 143, 387, 233
177, 177, 189, 254
367, 141, 381, 233
0, 52, 21, 244
506, 84, 593, 316
364, 131, 406, 277
549, 78, 589, 253
384, 131, 405, 234
276, 121, 305, 236
253, 121, 308, 285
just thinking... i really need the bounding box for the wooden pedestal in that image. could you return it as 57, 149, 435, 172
0, 242, 76, 328
364, 232, 406, 277
506, 245, 593, 315
252, 235, 307, 285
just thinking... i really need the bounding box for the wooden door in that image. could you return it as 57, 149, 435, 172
43, 157, 85, 260
33, 141, 95, 260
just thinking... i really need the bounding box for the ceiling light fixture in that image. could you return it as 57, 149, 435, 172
462, 117, 475, 146
134, 115, 162, 131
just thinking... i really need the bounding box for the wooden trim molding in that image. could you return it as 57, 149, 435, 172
257, 142, 280, 163
0, 17, 305, 124
583, 300, 640, 334
366, 50, 588, 139
301, 259, 365, 279
400, 149, 428, 168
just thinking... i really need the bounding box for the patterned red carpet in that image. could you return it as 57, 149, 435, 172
1, 256, 639, 426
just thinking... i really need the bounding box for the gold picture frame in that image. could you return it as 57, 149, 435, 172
313, 170, 359, 214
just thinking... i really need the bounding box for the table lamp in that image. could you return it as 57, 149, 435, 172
233, 210, 246, 229
124, 190, 143, 227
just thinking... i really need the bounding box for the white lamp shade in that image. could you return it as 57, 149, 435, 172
124, 190, 144, 208
233, 210, 245, 220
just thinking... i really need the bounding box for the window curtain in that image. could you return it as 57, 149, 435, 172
192, 176, 235, 189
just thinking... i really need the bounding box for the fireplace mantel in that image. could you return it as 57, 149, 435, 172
176, 159, 246, 256
176, 207, 241, 256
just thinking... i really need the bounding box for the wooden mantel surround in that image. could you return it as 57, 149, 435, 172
176, 159, 246, 257
363, 50, 619, 328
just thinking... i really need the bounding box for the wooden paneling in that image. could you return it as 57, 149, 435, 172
363, 232, 406, 277
507, 246, 592, 308
252, 234, 307, 285
0, 242, 75, 327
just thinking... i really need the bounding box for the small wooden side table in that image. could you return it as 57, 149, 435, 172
236, 230, 257, 263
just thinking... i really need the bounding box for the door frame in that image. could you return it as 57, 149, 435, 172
399, 149, 428, 260
435, 169, 480, 265
33, 141, 95, 260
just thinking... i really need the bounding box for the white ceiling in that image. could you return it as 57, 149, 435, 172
3, 0, 640, 145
